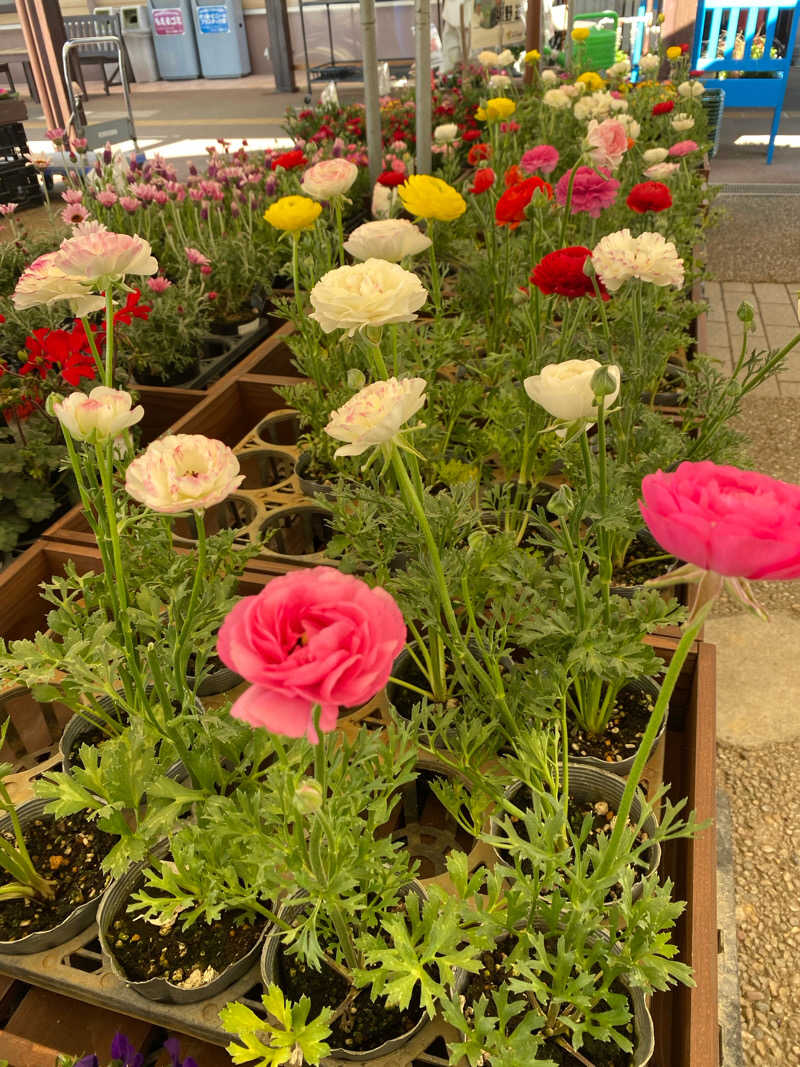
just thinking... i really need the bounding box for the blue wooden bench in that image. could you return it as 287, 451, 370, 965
689, 0, 800, 163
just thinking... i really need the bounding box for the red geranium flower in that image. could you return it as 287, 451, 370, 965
652, 100, 675, 116
461, 128, 482, 143
271, 148, 308, 170
377, 170, 406, 187
626, 181, 673, 214
530, 246, 609, 300
113, 289, 152, 326
470, 167, 496, 195
495, 176, 553, 229
467, 142, 491, 165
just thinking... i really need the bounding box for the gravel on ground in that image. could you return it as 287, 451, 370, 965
708, 197, 800, 282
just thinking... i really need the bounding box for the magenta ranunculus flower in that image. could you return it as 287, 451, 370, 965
668, 139, 699, 157
520, 145, 560, 176
640, 462, 800, 580
556, 166, 620, 218
217, 567, 406, 741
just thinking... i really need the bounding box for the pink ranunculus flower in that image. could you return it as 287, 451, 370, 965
520, 145, 560, 176
584, 118, 629, 170
217, 567, 406, 740
640, 462, 800, 581
50, 387, 144, 443
668, 139, 699, 157
125, 435, 243, 514
556, 165, 620, 218
302, 158, 359, 200
54, 230, 157, 284
185, 246, 211, 267
13, 251, 104, 316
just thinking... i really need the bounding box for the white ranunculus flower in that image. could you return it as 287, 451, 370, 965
543, 87, 572, 110
592, 229, 684, 292
496, 48, 515, 66
671, 113, 695, 132
51, 387, 144, 443
638, 53, 660, 75
13, 253, 104, 315
125, 435, 244, 513
309, 259, 428, 336
371, 182, 397, 219
433, 123, 459, 144
541, 68, 559, 84
677, 79, 704, 98
524, 360, 621, 422
488, 73, 512, 91
573, 90, 627, 122
607, 58, 631, 79
344, 219, 431, 263
478, 50, 499, 68
325, 377, 427, 457
644, 161, 680, 179
616, 114, 640, 139
301, 158, 358, 200
642, 147, 669, 165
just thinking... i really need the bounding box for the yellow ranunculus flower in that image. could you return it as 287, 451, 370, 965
571, 26, 591, 41
263, 195, 322, 233
485, 96, 516, 120
576, 71, 605, 91
525, 49, 541, 64
666, 46, 682, 60
398, 175, 466, 222
475, 106, 488, 121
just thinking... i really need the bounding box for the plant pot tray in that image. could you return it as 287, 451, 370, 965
0, 637, 718, 1066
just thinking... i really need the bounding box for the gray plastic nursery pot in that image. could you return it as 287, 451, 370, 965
570, 676, 667, 779
59, 700, 188, 781
261, 882, 435, 1062
97, 839, 264, 1004
0, 798, 110, 955
492, 764, 661, 897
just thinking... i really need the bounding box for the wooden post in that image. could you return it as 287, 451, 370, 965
359, 0, 382, 186
265, 0, 296, 93
15, 0, 72, 132
524, 0, 542, 84
415, 0, 432, 174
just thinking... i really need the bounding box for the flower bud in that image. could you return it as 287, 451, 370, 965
293, 779, 324, 815
548, 484, 575, 517
736, 300, 754, 324
591, 364, 619, 398
347, 367, 366, 390
512, 285, 530, 305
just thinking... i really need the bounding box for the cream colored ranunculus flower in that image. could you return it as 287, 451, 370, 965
488, 73, 512, 91
433, 122, 459, 144
643, 161, 680, 180
125, 435, 244, 514
496, 48, 515, 66
592, 229, 684, 291
671, 113, 695, 132
51, 387, 144, 443
642, 147, 669, 165
478, 50, 500, 67
309, 259, 428, 336
301, 158, 358, 200
343, 219, 431, 263
541, 69, 559, 85
543, 87, 572, 110
13, 252, 104, 315
677, 80, 704, 99
638, 53, 660, 76
325, 377, 427, 457
524, 360, 620, 422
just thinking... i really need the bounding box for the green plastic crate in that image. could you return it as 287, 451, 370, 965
573, 10, 619, 71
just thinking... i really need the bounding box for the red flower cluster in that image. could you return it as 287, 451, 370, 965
20, 323, 97, 387
652, 100, 675, 116
469, 168, 495, 195
504, 165, 524, 187
530, 246, 609, 300
495, 176, 553, 229
626, 181, 673, 214
271, 149, 308, 171
377, 170, 406, 188
467, 142, 491, 165
461, 128, 482, 143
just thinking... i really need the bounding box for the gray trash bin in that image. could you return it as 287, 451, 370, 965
190, 0, 251, 78
147, 0, 200, 79
121, 5, 160, 82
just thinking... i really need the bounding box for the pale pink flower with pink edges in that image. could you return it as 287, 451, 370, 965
97, 190, 118, 207
644, 162, 680, 180
147, 276, 172, 293
54, 230, 157, 284
125, 434, 243, 514
302, 158, 359, 200
62, 189, 83, 204
51, 387, 143, 442
584, 118, 629, 170
0, 203, 17, 217
325, 376, 427, 457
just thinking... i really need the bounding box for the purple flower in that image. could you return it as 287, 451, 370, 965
163, 1035, 199, 1067
110, 1031, 144, 1067
73, 1056, 99, 1067
555, 165, 620, 218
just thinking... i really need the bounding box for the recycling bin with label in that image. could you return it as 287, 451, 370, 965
147, 0, 200, 78
120, 5, 160, 82
190, 0, 251, 78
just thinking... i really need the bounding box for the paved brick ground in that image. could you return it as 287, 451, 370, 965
701, 281, 800, 397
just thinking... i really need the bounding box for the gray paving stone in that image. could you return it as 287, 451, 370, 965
766, 324, 800, 349
706, 321, 731, 349
754, 282, 791, 303
775, 379, 800, 396
759, 303, 800, 328
703, 280, 722, 304
705, 345, 735, 372
722, 281, 755, 295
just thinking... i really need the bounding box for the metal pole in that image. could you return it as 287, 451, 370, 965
415, 0, 432, 174
359, 0, 382, 185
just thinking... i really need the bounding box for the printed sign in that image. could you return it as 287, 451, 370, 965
197, 4, 230, 33
152, 7, 185, 35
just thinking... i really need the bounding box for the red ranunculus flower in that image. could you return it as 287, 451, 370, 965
461, 128, 482, 142
470, 167, 496, 195
680, 42, 689, 53
298, 109, 313, 119
504, 165, 524, 187
530, 246, 609, 300
652, 100, 675, 115
377, 170, 406, 187
467, 142, 491, 165
271, 148, 308, 170
626, 181, 673, 214
495, 176, 553, 229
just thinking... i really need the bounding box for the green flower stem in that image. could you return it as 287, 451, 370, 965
363, 328, 389, 379
146, 645, 197, 784
559, 692, 569, 840
291, 233, 302, 318
0, 779, 53, 899
104, 288, 115, 386
427, 220, 442, 314
561, 520, 586, 632
333, 198, 345, 266
175, 509, 207, 697
578, 431, 594, 490
558, 163, 580, 246
80, 316, 104, 381
595, 396, 612, 626
598, 599, 714, 878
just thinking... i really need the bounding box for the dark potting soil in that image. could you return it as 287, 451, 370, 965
610, 548, 678, 589
110, 883, 265, 986
463, 946, 636, 1066
278, 944, 424, 1052
567, 683, 655, 763
0, 812, 116, 941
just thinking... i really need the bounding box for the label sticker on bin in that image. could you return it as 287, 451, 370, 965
197, 4, 229, 32
152, 7, 185, 33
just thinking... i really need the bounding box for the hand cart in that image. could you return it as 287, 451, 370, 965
61, 35, 140, 155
